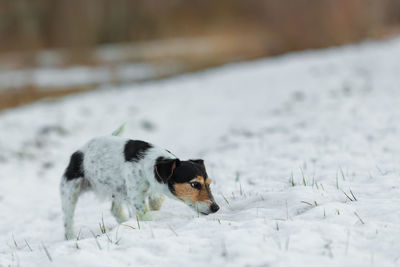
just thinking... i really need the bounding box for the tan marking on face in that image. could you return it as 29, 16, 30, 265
174, 176, 212, 203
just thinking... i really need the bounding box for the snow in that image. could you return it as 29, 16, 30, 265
0, 62, 180, 90
1, 37, 400, 267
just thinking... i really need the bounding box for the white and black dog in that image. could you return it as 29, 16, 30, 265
60, 128, 219, 239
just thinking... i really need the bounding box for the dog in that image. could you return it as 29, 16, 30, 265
60, 127, 219, 239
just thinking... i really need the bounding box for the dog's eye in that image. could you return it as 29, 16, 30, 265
190, 182, 202, 190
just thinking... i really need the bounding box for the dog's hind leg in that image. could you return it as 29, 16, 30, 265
60, 177, 83, 240
111, 200, 128, 223
149, 193, 164, 211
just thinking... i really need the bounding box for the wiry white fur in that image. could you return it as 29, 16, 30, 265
60, 135, 175, 240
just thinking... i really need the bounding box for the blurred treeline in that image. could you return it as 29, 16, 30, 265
1, 0, 400, 53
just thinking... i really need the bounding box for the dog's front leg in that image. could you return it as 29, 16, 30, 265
126, 180, 152, 221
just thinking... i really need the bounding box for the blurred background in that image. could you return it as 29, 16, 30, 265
1, 0, 400, 111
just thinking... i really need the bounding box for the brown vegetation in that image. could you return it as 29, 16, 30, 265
0, 85, 93, 110
1, 0, 399, 54
1, 0, 400, 111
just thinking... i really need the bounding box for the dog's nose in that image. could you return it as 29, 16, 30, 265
210, 203, 220, 213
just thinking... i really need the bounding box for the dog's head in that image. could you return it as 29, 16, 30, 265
154, 157, 219, 215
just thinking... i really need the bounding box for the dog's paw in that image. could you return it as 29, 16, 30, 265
149, 194, 164, 211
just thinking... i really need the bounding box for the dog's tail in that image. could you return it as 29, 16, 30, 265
112, 123, 127, 137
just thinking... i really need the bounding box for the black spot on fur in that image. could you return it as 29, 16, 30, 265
124, 140, 152, 162
168, 182, 175, 193
154, 157, 180, 183
171, 161, 208, 183
64, 151, 84, 180
189, 159, 205, 169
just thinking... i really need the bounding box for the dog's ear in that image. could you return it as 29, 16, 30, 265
154, 158, 180, 183
190, 159, 205, 170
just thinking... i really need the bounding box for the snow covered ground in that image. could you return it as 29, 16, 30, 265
0, 62, 180, 90
1, 37, 400, 267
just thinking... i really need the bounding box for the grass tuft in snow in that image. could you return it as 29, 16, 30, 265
300, 167, 307, 186
342, 190, 354, 202
289, 172, 295, 187
90, 230, 102, 250
99, 214, 107, 234
342, 189, 358, 202
235, 171, 245, 197
350, 189, 358, 201
75, 229, 82, 250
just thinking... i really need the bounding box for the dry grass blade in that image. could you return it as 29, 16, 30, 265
121, 224, 136, 230
340, 167, 346, 180
12, 234, 18, 248
285, 236, 290, 251
115, 237, 122, 245
105, 232, 112, 243
342, 190, 354, 202
285, 200, 289, 220
136, 213, 141, 230
24, 239, 32, 252
99, 214, 106, 234
354, 212, 365, 224
76, 229, 82, 240
301, 201, 313, 206
290, 172, 295, 187
221, 194, 230, 205
115, 225, 123, 244
42, 242, 53, 262
300, 167, 306, 186
336, 171, 339, 189
320, 183, 325, 191
75, 229, 82, 250
90, 230, 102, 250
350, 189, 357, 201
168, 225, 178, 236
